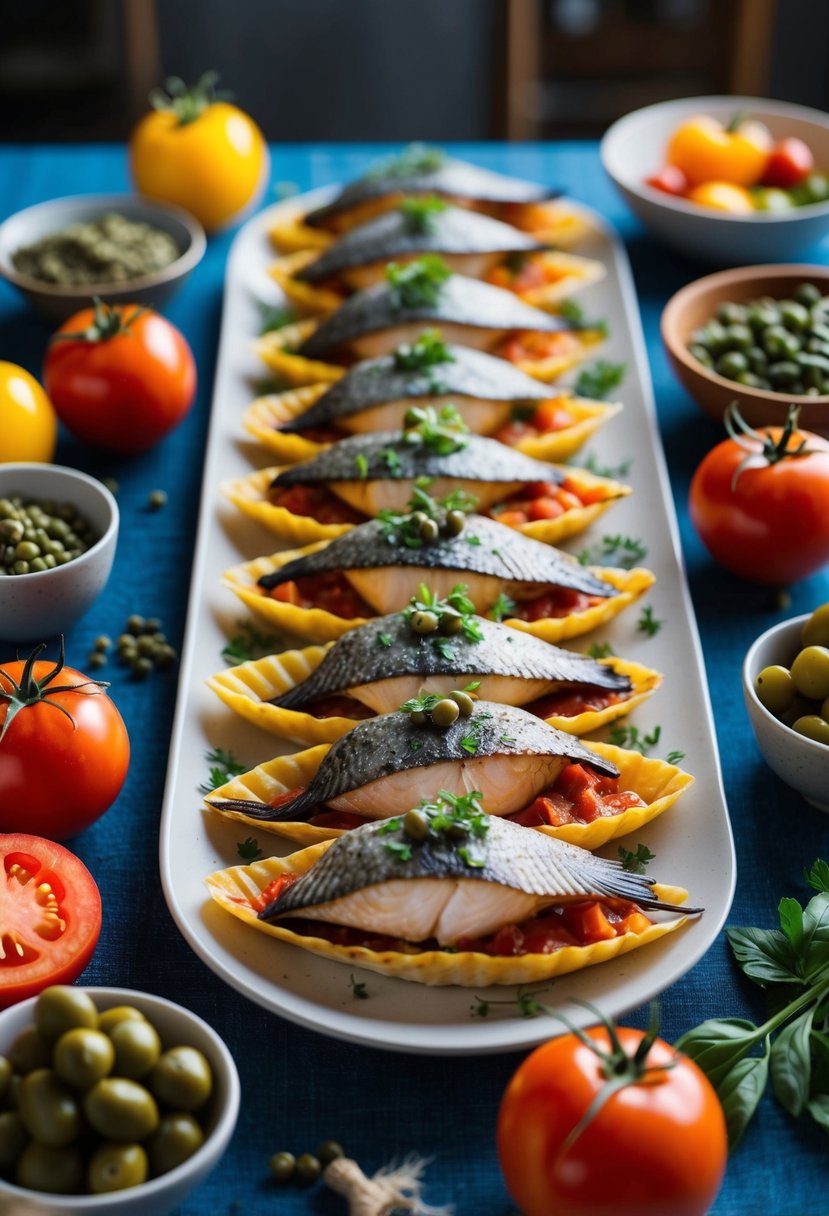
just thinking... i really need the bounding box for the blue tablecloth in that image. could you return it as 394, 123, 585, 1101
1, 143, 828, 1215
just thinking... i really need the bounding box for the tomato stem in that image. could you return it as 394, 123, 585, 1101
50, 298, 148, 345
0, 637, 108, 742
148, 70, 232, 126
724, 401, 817, 490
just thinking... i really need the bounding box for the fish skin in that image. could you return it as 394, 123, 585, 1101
272, 430, 562, 488
258, 811, 662, 925
298, 273, 571, 359
297, 205, 546, 284
304, 158, 560, 229
278, 344, 550, 434
272, 612, 630, 710
225, 701, 618, 823
256, 514, 616, 600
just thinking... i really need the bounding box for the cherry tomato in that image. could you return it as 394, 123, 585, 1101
644, 165, 689, 197
44, 301, 196, 454
686, 181, 754, 214
0, 641, 130, 839
667, 113, 771, 187
762, 137, 815, 189
0, 834, 102, 1007
0, 362, 57, 463
497, 1024, 727, 1216
689, 404, 829, 584
130, 72, 268, 232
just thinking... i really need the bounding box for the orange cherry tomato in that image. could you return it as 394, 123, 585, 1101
686, 181, 755, 214
667, 114, 771, 187
497, 1024, 727, 1216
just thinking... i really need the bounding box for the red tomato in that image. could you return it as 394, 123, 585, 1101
645, 165, 689, 196
44, 301, 196, 454
762, 137, 814, 188
0, 834, 101, 1008
688, 406, 829, 584
0, 643, 130, 839
497, 1025, 727, 1216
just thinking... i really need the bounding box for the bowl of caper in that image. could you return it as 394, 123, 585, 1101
0, 985, 240, 1215
743, 604, 829, 813
661, 264, 829, 433
0, 463, 119, 644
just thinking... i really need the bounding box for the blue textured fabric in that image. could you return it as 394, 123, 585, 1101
1, 143, 828, 1215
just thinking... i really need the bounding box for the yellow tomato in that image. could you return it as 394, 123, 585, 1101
667, 114, 771, 187
687, 181, 755, 214
0, 361, 57, 462
129, 73, 269, 232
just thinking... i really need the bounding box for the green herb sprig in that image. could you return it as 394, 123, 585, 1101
558, 298, 609, 337
637, 605, 664, 638
404, 584, 484, 643
386, 255, 451, 309
367, 143, 446, 180
577, 534, 648, 569
236, 837, 263, 862
221, 620, 285, 665
402, 403, 469, 455
392, 329, 455, 372
574, 360, 627, 401
581, 452, 632, 481
619, 843, 656, 873
199, 747, 247, 794
400, 194, 448, 234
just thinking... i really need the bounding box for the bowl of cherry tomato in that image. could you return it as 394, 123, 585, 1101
661, 264, 829, 432
743, 604, 829, 813
0, 194, 206, 321
601, 95, 829, 264
0, 985, 240, 1215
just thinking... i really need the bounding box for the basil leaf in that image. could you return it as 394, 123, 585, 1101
805, 859, 829, 894
716, 1048, 770, 1150
801, 892, 829, 980
806, 1094, 829, 1133
810, 1029, 829, 1094
726, 925, 802, 986
770, 1007, 814, 1116
779, 896, 805, 951
675, 1017, 763, 1087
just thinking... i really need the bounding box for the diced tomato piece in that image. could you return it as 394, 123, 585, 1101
527, 497, 565, 521
493, 420, 532, 447
271, 580, 302, 604
500, 331, 579, 365
268, 787, 305, 808
518, 588, 596, 622
616, 910, 653, 935
527, 687, 622, 719
269, 484, 363, 526
534, 398, 576, 432
645, 165, 689, 196
251, 872, 299, 913
509, 793, 576, 827
496, 509, 530, 527
562, 475, 604, 505
520, 918, 579, 953
555, 763, 602, 800
488, 925, 526, 956
561, 901, 618, 942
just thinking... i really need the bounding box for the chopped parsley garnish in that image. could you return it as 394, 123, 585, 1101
409, 738, 424, 752
384, 840, 413, 861
258, 301, 297, 335
221, 620, 285, 665
199, 747, 247, 794
607, 724, 662, 755
377, 632, 393, 647
499, 734, 516, 745
637, 604, 664, 638
574, 359, 627, 401
586, 641, 615, 659
470, 985, 550, 1019
393, 328, 455, 371
386, 255, 451, 309
433, 637, 455, 661
666, 749, 686, 765
558, 297, 608, 337
349, 974, 369, 1000
402, 403, 469, 455
367, 142, 446, 180
619, 843, 656, 873
400, 194, 448, 234
490, 591, 517, 622
459, 710, 491, 755
236, 837, 263, 862
400, 692, 444, 715
580, 452, 632, 481
354, 453, 368, 479
404, 583, 484, 643
380, 447, 403, 477
578, 534, 647, 570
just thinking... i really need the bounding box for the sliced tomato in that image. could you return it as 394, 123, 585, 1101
250, 872, 298, 913
0, 835, 101, 1008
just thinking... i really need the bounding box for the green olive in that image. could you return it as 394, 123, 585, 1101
409, 511, 428, 530
767, 360, 802, 387
715, 351, 748, 379
792, 715, 829, 745
449, 690, 475, 716
409, 708, 427, 727
148, 1046, 212, 1112
780, 300, 811, 331
403, 808, 430, 841
754, 665, 797, 715
794, 282, 822, 308
53, 1027, 115, 1090
763, 326, 801, 360
0, 1110, 27, 1171
108, 1018, 162, 1081
716, 301, 748, 326
15, 1141, 84, 1194
88, 1143, 148, 1194
430, 697, 460, 727
269, 1150, 296, 1183
410, 609, 439, 634
83, 1077, 159, 1140
19, 1069, 80, 1147
295, 1152, 322, 1183
689, 344, 713, 368
0, 1054, 12, 1100
147, 1112, 205, 1176
35, 986, 98, 1042
8, 1025, 51, 1074
802, 603, 829, 648
746, 345, 768, 372
791, 646, 829, 700
747, 302, 781, 331
316, 1139, 345, 1165
97, 1005, 147, 1035
723, 323, 753, 350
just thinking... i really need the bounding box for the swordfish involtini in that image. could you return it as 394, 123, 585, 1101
268, 143, 590, 254
207, 589, 662, 746
245, 331, 621, 467
256, 257, 604, 387
224, 408, 630, 547
272, 197, 603, 315
204, 699, 693, 851
205, 797, 696, 987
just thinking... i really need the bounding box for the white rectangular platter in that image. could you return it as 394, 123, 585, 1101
159, 185, 735, 1055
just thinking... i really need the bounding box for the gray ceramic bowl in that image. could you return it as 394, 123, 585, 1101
0, 986, 240, 1216
743, 614, 829, 813
0, 195, 206, 320
0, 464, 118, 643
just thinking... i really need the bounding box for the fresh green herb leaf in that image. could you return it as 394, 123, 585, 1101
354, 453, 369, 479
618, 843, 656, 873
409, 738, 424, 752
236, 836, 263, 862
460, 736, 479, 755
458, 845, 485, 868
574, 359, 627, 401
433, 637, 455, 661
717, 1049, 771, 1150
386, 255, 451, 309
377, 818, 403, 835
367, 143, 446, 180
464, 681, 481, 691
581, 452, 632, 480
770, 1007, 814, 1117
665, 750, 686, 765
607, 724, 662, 754
385, 839, 413, 861
470, 997, 490, 1017
258, 301, 297, 335
470, 986, 550, 1019
637, 605, 664, 638
221, 620, 284, 665
466, 534, 481, 546
577, 534, 647, 570
402, 403, 469, 455
400, 194, 448, 234
725, 926, 801, 987
380, 447, 403, 477
587, 641, 615, 659
393, 329, 455, 372
377, 632, 393, 648
558, 297, 608, 337
199, 747, 247, 794
490, 592, 517, 622
805, 860, 829, 894
499, 734, 516, 745
349, 973, 369, 1000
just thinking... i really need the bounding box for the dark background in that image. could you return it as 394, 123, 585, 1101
1, 0, 828, 144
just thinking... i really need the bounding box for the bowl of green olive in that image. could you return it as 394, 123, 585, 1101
661, 264, 829, 434
743, 604, 829, 812
0, 464, 119, 644
0, 985, 240, 1216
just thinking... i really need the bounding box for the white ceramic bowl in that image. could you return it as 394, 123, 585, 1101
743, 614, 829, 813
0, 987, 240, 1216
0, 195, 206, 321
601, 95, 829, 264
0, 464, 118, 643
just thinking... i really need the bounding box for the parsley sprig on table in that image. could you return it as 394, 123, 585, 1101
574, 359, 627, 400
392, 328, 455, 372
577, 534, 648, 569
199, 747, 247, 794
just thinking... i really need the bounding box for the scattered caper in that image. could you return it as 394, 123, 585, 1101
269, 1150, 297, 1182
127, 614, 146, 635
450, 690, 475, 717
295, 1152, 322, 1184
88, 652, 107, 669
0, 495, 97, 576
419, 517, 440, 543
444, 509, 466, 536
403, 808, 430, 841
94, 635, 112, 651
431, 697, 460, 727
410, 709, 428, 727
148, 490, 167, 511
439, 610, 463, 636
316, 1139, 345, 1165
410, 610, 439, 634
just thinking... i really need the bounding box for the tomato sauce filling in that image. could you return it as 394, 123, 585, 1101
266, 763, 646, 832
264, 896, 652, 955
493, 398, 580, 447
498, 329, 585, 368
298, 683, 626, 723
267, 484, 364, 526
485, 253, 569, 294
486, 477, 603, 526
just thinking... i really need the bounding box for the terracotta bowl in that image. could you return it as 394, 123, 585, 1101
661, 263, 829, 434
